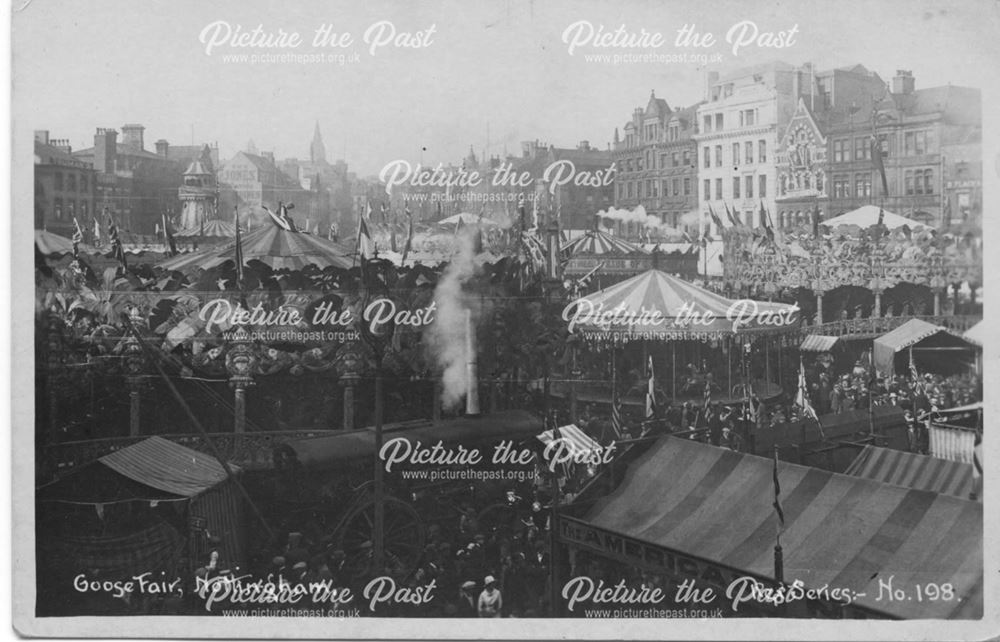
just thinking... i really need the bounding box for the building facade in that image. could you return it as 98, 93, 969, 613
218, 148, 316, 229
695, 62, 810, 234
34, 131, 97, 237
612, 92, 701, 237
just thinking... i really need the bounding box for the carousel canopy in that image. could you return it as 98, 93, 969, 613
158, 223, 355, 271
567, 269, 799, 340
560, 229, 644, 256
174, 219, 237, 238
822, 205, 930, 230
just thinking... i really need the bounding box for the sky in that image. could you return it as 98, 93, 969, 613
13, 0, 1000, 177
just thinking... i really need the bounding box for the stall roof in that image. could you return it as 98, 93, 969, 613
38, 437, 237, 503
963, 320, 986, 347
873, 319, 973, 375
799, 334, 839, 352
584, 437, 981, 619
845, 445, 974, 498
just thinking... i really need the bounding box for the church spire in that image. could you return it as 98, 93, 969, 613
310, 121, 327, 165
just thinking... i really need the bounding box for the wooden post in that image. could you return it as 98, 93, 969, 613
129, 388, 141, 437
233, 385, 246, 434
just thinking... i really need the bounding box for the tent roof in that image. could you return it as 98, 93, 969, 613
437, 212, 499, 227
963, 320, 986, 347
584, 437, 981, 619
800, 334, 839, 352
37, 437, 237, 503
822, 205, 929, 230
159, 223, 355, 271
874, 319, 950, 354
845, 445, 974, 498
561, 230, 644, 256
571, 269, 799, 339
35, 229, 92, 256
174, 219, 237, 238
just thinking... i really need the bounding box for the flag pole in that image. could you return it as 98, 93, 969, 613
772, 445, 785, 584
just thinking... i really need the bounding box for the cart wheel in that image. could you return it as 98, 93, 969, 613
337, 496, 425, 579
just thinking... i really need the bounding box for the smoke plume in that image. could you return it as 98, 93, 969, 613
425, 227, 480, 409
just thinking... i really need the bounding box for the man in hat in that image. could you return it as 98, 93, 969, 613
458, 580, 478, 617
478, 575, 502, 617
829, 384, 843, 414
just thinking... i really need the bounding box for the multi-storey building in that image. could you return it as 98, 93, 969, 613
695, 62, 810, 233
217, 147, 314, 228
34, 131, 98, 237
612, 91, 701, 237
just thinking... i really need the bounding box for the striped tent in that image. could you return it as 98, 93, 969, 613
560, 230, 643, 256
568, 269, 799, 340
844, 445, 974, 498
583, 437, 982, 619
35, 229, 92, 255
158, 223, 355, 271
174, 219, 237, 238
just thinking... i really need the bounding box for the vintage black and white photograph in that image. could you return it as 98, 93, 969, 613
11, 0, 998, 638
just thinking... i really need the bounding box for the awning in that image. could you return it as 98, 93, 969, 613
37, 436, 239, 503
963, 320, 986, 347
537, 424, 600, 456
799, 334, 839, 352
873, 319, 972, 375
583, 437, 981, 619
845, 445, 974, 498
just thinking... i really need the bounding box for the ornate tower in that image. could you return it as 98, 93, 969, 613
310, 121, 327, 165
178, 159, 217, 230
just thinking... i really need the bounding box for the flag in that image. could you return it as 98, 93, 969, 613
93, 216, 101, 245
971, 429, 982, 500
759, 201, 774, 242
795, 358, 818, 421
234, 207, 244, 284
379, 201, 388, 225
358, 216, 375, 260
575, 262, 603, 292
71, 217, 84, 254
389, 211, 399, 253
724, 202, 739, 227
645, 356, 657, 419
517, 193, 527, 231
364, 199, 374, 223
263, 204, 291, 231
871, 135, 889, 196
401, 207, 414, 262
909, 347, 920, 382
106, 211, 127, 273
772, 447, 785, 534
877, 206, 885, 228
708, 204, 724, 231
162, 212, 177, 257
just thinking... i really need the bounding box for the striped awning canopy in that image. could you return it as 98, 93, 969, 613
963, 320, 985, 347
537, 424, 600, 456
159, 223, 355, 271
568, 269, 800, 340
845, 445, 974, 498
560, 230, 644, 256
800, 334, 839, 352
584, 437, 982, 619
174, 219, 237, 238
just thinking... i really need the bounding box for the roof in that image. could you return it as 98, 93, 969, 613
875, 318, 949, 354
821, 205, 929, 230
561, 230, 643, 256
963, 320, 986, 347
537, 424, 601, 455
183, 160, 212, 176
571, 269, 799, 338
800, 334, 839, 352
845, 445, 974, 498
35, 141, 89, 168
584, 437, 982, 619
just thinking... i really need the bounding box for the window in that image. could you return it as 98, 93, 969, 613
745, 141, 753, 165
639, 181, 644, 198
683, 177, 691, 195
758, 140, 766, 163
637, 155, 643, 171
759, 175, 767, 198
54, 172, 63, 191
672, 178, 680, 196
715, 178, 723, 200
668, 125, 679, 141
833, 175, 850, 198
67, 200, 75, 219
650, 179, 657, 197
878, 134, 890, 158
81, 175, 88, 192
715, 145, 722, 167
854, 137, 870, 161
683, 150, 691, 166
833, 139, 847, 163
905, 131, 927, 156
671, 152, 678, 167
732, 143, 740, 166
746, 175, 754, 199
703, 179, 710, 201
662, 180, 669, 197
733, 177, 741, 199
923, 169, 934, 194
855, 174, 871, 198
67, 174, 77, 192
715, 113, 724, 130
703, 147, 711, 168
740, 109, 756, 127
703, 116, 712, 133
660, 153, 667, 169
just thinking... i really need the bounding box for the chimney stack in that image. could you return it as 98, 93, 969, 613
155, 139, 169, 157
465, 309, 480, 416
94, 128, 118, 174
121, 124, 145, 151
892, 70, 915, 95
34, 130, 49, 145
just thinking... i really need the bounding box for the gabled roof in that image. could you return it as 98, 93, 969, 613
645, 91, 670, 117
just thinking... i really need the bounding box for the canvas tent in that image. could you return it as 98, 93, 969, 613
574, 437, 981, 619
872, 318, 976, 376
821, 205, 930, 230
845, 445, 974, 498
